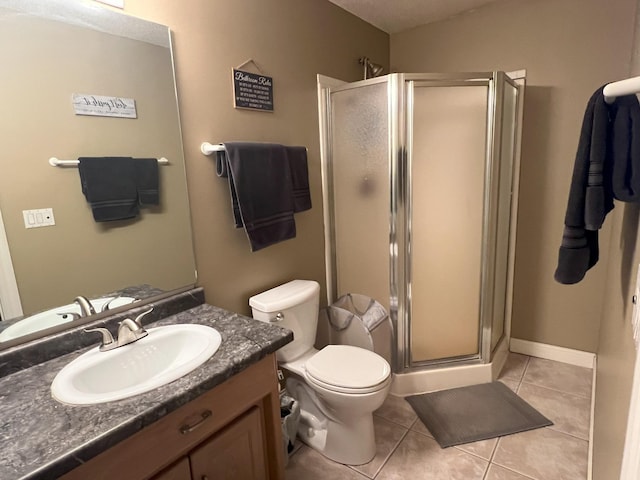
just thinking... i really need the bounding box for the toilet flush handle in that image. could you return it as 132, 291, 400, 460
272, 312, 284, 322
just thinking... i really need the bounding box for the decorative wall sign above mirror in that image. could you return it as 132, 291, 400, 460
0, 0, 197, 348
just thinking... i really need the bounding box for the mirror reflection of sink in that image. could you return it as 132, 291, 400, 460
0, 297, 136, 342
51, 324, 222, 405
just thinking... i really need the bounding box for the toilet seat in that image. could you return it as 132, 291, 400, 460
304, 345, 391, 394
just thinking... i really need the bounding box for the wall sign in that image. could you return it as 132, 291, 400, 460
232, 69, 274, 112
71, 93, 137, 118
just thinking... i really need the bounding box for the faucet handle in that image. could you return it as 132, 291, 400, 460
133, 307, 154, 326
84, 327, 115, 351
117, 316, 149, 346
100, 296, 120, 313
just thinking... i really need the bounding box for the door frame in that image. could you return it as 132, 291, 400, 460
0, 208, 22, 320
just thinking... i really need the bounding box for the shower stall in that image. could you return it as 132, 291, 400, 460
317, 72, 523, 395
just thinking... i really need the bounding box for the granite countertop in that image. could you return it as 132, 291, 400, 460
0, 303, 293, 480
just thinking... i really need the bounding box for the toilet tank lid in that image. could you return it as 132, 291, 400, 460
249, 280, 320, 313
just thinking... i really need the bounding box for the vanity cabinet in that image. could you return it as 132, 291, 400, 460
61, 355, 284, 480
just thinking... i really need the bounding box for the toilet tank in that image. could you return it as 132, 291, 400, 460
249, 280, 320, 362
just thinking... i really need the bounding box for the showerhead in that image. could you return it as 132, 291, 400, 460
359, 57, 384, 80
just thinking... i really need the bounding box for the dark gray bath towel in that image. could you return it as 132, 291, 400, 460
610, 94, 640, 202
78, 157, 139, 222
220, 142, 296, 251
134, 158, 160, 206
286, 146, 312, 212
555, 88, 612, 284
555, 87, 640, 284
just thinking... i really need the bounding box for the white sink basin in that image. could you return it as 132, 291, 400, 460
51, 324, 222, 405
0, 296, 136, 342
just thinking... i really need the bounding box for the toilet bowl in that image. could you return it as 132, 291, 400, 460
249, 280, 391, 465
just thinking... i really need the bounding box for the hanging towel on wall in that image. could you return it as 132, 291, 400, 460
78, 157, 139, 222
219, 142, 297, 251
610, 95, 640, 201
134, 158, 160, 206
555, 89, 610, 284
555, 88, 640, 284
286, 146, 312, 212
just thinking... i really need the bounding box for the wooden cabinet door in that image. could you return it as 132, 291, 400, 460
152, 458, 191, 480
190, 407, 267, 480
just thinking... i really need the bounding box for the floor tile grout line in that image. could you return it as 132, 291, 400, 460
519, 378, 592, 399
370, 427, 412, 479
406, 424, 434, 441
372, 411, 418, 430
518, 355, 531, 390
491, 455, 545, 480
488, 461, 538, 480
480, 457, 491, 480
287, 442, 306, 461
451, 444, 495, 463
486, 435, 500, 464
542, 424, 590, 443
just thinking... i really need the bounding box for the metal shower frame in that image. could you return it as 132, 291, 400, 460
318, 72, 522, 374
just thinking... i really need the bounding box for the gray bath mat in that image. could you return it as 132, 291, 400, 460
406, 381, 553, 448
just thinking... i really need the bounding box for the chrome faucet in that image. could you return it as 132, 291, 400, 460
84, 307, 153, 351
74, 296, 96, 317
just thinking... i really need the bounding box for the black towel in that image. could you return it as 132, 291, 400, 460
555, 88, 613, 284
221, 142, 296, 251
134, 158, 160, 206
78, 157, 139, 222
286, 146, 312, 212
610, 94, 640, 202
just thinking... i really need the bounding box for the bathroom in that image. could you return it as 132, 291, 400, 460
0, 0, 638, 479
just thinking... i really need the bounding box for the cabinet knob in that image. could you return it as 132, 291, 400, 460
179, 409, 212, 435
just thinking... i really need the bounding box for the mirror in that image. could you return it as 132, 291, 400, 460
0, 0, 197, 347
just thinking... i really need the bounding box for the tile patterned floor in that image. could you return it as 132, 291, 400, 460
285, 353, 593, 480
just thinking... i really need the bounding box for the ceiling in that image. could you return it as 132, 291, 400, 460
327, 0, 509, 34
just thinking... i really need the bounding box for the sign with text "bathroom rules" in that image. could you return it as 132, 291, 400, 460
232, 69, 274, 112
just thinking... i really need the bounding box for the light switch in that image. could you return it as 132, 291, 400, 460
23, 208, 55, 229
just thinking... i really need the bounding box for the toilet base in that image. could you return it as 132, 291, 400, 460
286, 377, 381, 465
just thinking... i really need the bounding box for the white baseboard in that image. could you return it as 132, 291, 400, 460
510, 338, 596, 369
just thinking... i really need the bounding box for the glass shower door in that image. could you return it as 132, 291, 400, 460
322, 78, 391, 311
408, 80, 489, 364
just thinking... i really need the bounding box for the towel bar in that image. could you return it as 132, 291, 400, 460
200, 142, 225, 155
49, 157, 169, 167
603, 75, 640, 104
201, 142, 309, 155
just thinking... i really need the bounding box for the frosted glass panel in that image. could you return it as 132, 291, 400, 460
491, 81, 518, 351
331, 83, 389, 309
410, 85, 488, 362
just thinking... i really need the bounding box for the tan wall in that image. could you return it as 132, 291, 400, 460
0, 14, 195, 316
593, 202, 639, 479
123, 0, 389, 316
391, 0, 637, 352
592, 5, 640, 477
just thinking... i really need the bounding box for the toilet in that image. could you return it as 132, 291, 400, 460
249, 279, 391, 465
